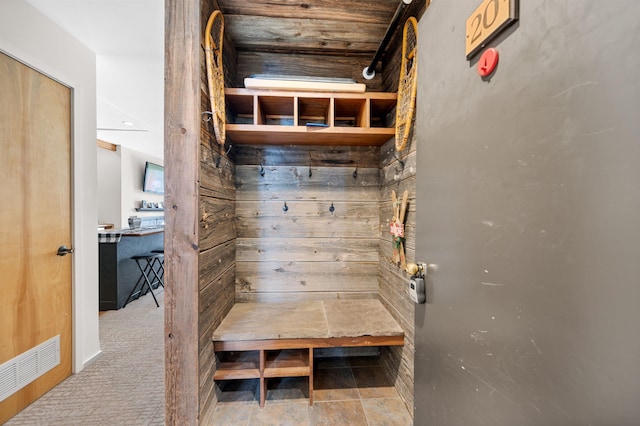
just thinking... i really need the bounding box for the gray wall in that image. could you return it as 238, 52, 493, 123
414, 1, 640, 424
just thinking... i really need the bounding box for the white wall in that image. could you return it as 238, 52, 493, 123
97, 146, 123, 228
0, 0, 101, 372
120, 146, 164, 227
96, 145, 164, 230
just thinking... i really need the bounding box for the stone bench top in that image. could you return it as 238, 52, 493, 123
212, 299, 404, 342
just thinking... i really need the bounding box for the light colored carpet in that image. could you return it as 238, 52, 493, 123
7, 291, 165, 425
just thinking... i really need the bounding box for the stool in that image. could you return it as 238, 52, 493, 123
151, 249, 164, 283
124, 253, 164, 308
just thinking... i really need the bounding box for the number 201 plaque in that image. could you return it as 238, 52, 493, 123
466, 0, 519, 59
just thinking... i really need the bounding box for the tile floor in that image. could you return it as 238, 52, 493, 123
5, 288, 412, 425
211, 356, 413, 425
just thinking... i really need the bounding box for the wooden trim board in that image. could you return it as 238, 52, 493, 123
214, 335, 404, 351
97, 139, 117, 151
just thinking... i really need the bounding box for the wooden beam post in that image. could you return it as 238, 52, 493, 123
96, 139, 117, 151
165, 0, 200, 424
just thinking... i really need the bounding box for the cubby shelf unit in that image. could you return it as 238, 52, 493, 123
225, 88, 397, 146
213, 348, 314, 407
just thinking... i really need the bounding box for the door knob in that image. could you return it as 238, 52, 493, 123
406, 262, 438, 277
57, 245, 75, 256
406, 262, 427, 277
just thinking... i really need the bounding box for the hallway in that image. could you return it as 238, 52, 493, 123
7, 293, 165, 425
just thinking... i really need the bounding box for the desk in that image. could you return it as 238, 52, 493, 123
98, 227, 164, 310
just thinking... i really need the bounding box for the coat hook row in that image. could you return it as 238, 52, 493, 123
280, 202, 338, 215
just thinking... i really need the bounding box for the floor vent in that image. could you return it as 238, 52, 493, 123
0, 335, 60, 402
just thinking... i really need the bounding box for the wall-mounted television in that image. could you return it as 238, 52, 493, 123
143, 161, 164, 194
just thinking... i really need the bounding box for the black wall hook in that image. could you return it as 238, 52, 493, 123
394, 151, 405, 173
282, 201, 289, 213
394, 151, 405, 168
308, 152, 313, 177
216, 143, 233, 168
353, 165, 358, 179
258, 153, 266, 176
329, 202, 335, 214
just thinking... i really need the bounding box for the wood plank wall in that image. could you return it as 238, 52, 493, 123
225, 1, 428, 92
235, 145, 380, 302
197, 0, 238, 422
181, 3, 427, 421
237, 52, 383, 91
378, 133, 417, 417
381, 0, 429, 92
375, 2, 427, 415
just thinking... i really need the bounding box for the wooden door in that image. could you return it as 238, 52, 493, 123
0, 51, 72, 423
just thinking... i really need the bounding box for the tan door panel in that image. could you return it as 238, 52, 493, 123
0, 51, 72, 423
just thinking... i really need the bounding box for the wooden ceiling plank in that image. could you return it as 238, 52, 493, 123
217, 0, 398, 24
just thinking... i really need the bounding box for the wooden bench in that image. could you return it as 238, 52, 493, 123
212, 299, 404, 407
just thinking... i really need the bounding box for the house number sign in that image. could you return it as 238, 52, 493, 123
466, 0, 519, 59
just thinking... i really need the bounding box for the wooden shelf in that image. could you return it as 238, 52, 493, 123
135, 208, 164, 212
225, 88, 396, 146
214, 363, 260, 380
214, 347, 313, 407
264, 349, 311, 378
214, 351, 260, 380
